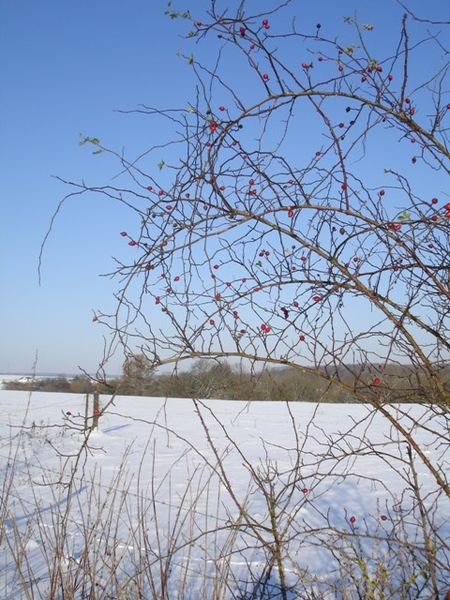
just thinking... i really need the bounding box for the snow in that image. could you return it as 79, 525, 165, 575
0, 389, 449, 598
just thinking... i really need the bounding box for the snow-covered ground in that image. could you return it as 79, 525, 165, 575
0, 389, 449, 599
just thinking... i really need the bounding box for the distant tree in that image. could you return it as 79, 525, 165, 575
121, 353, 155, 395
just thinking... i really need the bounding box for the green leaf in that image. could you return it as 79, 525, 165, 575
158, 160, 165, 171
363, 23, 374, 31
188, 54, 194, 65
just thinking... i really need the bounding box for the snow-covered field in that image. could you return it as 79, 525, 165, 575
1, 389, 449, 599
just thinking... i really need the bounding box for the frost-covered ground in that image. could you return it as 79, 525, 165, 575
0, 388, 449, 599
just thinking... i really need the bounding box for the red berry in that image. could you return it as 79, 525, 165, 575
239, 26, 246, 36
120, 231, 127, 237
210, 120, 217, 132
388, 74, 393, 81
412, 157, 417, 163
379, 190, 385, 196
405, 98, 411, 104
302, 488, 309, 494
262, 73, 269, 80
313, 295, 321, 302
388, 221, 401, 231
431, 215, 438, 222
213, 264, 219, 269
240, 329, 246, 335
361, 76, 367, 82
66, 411, 72, 416
219, 106, 225, 111
318, 56, 323, 62
92, 316, 98, 322
174, 276, 180, 282
250, 43, 255, 50
293, 301, 299, 308
381, 515, 388, 521
315, 151, 321, 156
166, 205, 172, 211
350, 516, 356, 524
373, 377, 381, 385
431, 198, 438, 204
249, 178, 255, 185
219, 185, 226, 191
155, 296, 160, 305
299, 335, 305, 342
376, 65, 382, 72
209, 319, 215, 325
158, 190, 164, 196
128, 240, 137, 246
94, 408, 100, 415
338, 122, 344, 128
341, 183, 347, 191
338, 65, 344, 72
288, 209, 294, 218
302, 62, 309, 69
196, 21, 202, 26
262, 19, 269, 26
215, 293, 221, 300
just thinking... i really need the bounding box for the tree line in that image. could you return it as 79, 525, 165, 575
7, 357, 449, 403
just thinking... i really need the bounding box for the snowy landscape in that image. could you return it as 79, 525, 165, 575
1, 385, 449, 598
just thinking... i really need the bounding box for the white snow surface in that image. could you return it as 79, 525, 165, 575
0, 389, 449, 598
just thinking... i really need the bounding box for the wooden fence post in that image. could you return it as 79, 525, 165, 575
84, 392, 89, 432
92, 389, 100, 430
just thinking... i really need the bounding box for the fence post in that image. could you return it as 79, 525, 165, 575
84, 392, 89, 432
92, 389, 100, 430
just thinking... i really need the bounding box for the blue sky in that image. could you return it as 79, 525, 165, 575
1, 0, 448, 375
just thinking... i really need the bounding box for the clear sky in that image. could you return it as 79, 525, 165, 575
1, 0, 448, 375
